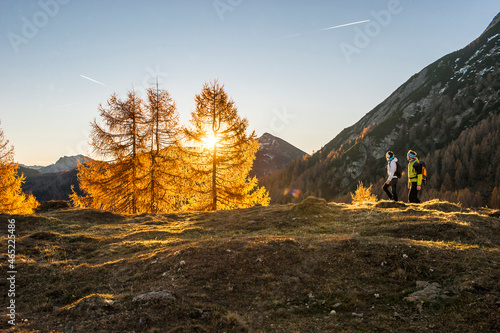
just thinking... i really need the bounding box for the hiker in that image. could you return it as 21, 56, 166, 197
407, 150, 423, 203
382, 151, 399, 201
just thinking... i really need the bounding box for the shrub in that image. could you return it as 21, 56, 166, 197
351, 181, 378, 204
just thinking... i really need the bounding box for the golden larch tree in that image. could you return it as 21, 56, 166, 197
183, 80, 269, 211
72, 91, 146, 214
141, 86, 185, 213
0, 121, 38, 214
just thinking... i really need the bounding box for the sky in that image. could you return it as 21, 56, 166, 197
1, 0, 499, 166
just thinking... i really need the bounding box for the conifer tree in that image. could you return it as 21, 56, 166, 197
183, 80, 269, 210
73, 91, 146, 214
142, 86, 185, 213
0, 122, 38, 214
490, 186, 500, 209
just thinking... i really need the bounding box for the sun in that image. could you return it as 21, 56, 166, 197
203, 133, 218, 148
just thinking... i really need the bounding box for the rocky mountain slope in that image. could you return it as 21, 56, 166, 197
261, 13, 500, 206
251, 133, 307, 178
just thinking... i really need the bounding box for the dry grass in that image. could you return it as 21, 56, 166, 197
1, 199, 499, 332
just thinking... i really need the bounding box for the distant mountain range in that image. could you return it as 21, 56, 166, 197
261, 12, 500, 207
22, 155, 89, 173
19, 135, 305, 202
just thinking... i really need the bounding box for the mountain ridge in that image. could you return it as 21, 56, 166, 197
22, 154, 89, 173
261, 12, 500, 207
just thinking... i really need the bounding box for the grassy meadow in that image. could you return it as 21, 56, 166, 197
1, 198, 499, 332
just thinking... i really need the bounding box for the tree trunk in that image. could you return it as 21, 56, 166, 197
212, 142, 217, 211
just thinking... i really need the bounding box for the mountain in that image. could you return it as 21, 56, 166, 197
261, 13, 500, 207
18, 155, 90, 202
17, 155, 90, 202
23, 154, 89, 173
251, 133, 307, 178
18, 165, 83, 202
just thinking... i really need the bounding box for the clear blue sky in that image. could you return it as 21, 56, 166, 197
1, 0, 499, 165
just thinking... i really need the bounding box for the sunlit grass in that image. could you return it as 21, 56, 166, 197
402, 238, 487, 251
7, 199, 500, 332
58, 293, 116, 311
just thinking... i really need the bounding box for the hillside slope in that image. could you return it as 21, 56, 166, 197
1, 199, 499, 332
261, 14, 500, 205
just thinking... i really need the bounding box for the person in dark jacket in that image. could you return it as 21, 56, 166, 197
407, 150, 422, 203
382, 151, 399, 201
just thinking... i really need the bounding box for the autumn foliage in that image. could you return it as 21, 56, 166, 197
72, 81, 269, 214
351, 181, 378, 204
183, 81, 269, 211
0, 122, 38, 214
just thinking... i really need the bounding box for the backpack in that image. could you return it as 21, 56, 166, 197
395, 160, 402, 179
416, 161, 428, 183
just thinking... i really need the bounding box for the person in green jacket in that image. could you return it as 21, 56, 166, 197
407, 150, 422, 203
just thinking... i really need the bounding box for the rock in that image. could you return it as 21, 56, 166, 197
133, 290, 175, 302
352, 312, 363, 318
404, 281, 443, 302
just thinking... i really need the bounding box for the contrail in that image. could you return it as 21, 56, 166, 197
278, 19, 370, 39
80, 75, 109, 87
318, 19, 371, 31
55, 102, 79, 108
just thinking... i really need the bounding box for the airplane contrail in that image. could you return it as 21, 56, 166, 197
55, 102, 79, 108
278, 19, 370, 39
80, 75, 109, 87
318, 19, 371, 31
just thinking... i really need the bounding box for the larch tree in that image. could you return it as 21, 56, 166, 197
183, 80, 269, 211
490, 186, 500, 209
142, 85, 185, 213
0, 122, 38, 214
72, 91, 146, 214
